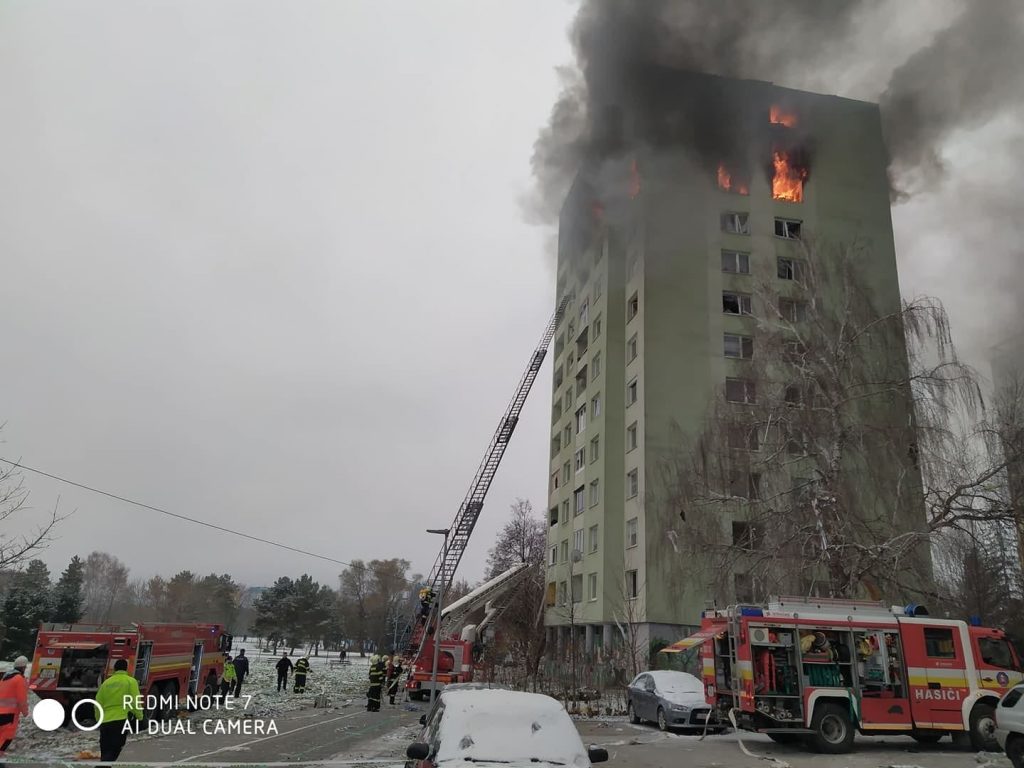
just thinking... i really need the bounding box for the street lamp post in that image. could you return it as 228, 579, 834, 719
427, 528, 450, 701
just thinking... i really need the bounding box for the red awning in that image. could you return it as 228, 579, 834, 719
47, 642, 107, 650
659, 626, 720, 654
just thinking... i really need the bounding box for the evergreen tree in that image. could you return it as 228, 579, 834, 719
51, 555, 85, 623
0, 559, 53, 655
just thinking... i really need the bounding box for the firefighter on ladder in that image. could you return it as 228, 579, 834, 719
293, 656, 310, 693
0, 656, 30, 764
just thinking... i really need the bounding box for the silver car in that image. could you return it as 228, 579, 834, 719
997, 683, 1024, 768
626, 670, 719, 732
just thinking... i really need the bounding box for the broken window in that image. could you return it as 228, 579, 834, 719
786, 428, 807, 456
627, 468, 639, 498
627, 422, 638, 451
721, 250, 751, 275
724, 333, 754, 359
626, 378, 638, 405
551, 470, 560, 492
717, 162, 750, 195
721, 212, 751, 235
723, 292, 753, 316
573, 485, 585, 515
575, 405, 587, 434
784, 384, 803, 405
627, 334, 638, 362
777, 257, 805, 280
589, 479, 600, 507
576, 365, 588, 396
779, 298, 807, 322
727, 424, 759, 451
574, 447, 585, 472
725, 377, 757, 404
549, 508, 559, 528
626, 517, 638, 547
731, 521, 763, 550
576, 327, 589, 357
626, 569, 639, 599
627, 292, 639, 321
729, 472, 761, 499
774, 218, 802, 239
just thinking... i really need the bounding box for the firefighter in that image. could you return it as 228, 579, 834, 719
0, 656, 30, 764
95, 658, 144, 763
293, 656, 310, 693
276, 652, 293, 693
366, 655, 385, 712
418, 588, 435, 621
232, 649, 249, 698
386, 656, 404, 705
220, 655, 236, 701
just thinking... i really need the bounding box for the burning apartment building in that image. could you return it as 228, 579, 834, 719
543, 71, 925, 656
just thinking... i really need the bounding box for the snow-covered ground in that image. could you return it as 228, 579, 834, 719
6, 650, 376, 762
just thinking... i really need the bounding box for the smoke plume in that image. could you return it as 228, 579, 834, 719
532, 0, 1024, 367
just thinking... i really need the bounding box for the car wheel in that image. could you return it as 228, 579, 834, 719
628, 701, 640, 725
969, 703, 999, 752
1006, 736, 1024, 768
657, 707, 668, 732
808, 703, 854, 754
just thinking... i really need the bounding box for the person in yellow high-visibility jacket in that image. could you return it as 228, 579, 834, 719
95, 659, 144, 762
220, 656, 237, 701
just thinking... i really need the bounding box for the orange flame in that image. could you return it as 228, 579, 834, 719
772, 151, 808, 202
628, 158, 641, 199
770, 105, 797, 128
717, 162, 749, 195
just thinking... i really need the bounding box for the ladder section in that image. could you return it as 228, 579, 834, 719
405, 296, 570, 656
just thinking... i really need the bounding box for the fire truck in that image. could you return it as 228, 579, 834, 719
405, 562, 533, 700
29, 622, 231, 721
663, 596, 1023, 754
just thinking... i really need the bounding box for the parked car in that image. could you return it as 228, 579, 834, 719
997, 683, 1024, 768
627, 670, 719, 732
407, 688, 608, 768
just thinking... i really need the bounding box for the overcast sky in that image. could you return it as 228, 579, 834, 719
1, 1, 1016, 590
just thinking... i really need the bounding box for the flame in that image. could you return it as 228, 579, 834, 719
770, 105, 797, 128
628, 158, 641, 199
717, 162, 749, 195
772, 151, 808, 202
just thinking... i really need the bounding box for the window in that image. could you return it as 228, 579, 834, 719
576, 366, 588, 396
575, 327, 589, 357
783, 339, 807, 361
721, 212, 751, 235
721, 250, 751, 274
557, 581, 567, 606
588, 573, 598, 601
779, 298, 807, 322
589, 436, 600, 463
627, 292, 639, 321
594, 280, 602, 301
591, 394, 601, 419
723, 292, 753, 315
579, 300, 589, 325
573, 528, 584, 555
786, 428, 807, 456
627, 334, 638, 362
564, 391, 573, 411
626, 569, 639, 599
774, 218, 802, 239
554, 334, 565, 358
551, 402, 561, 425
550, 470, 560, 492
550, 434, 560, 459
777, 257, 805, 281
1003, 688, 1024, 709
573, 486, 585, 515
589, 479, 600, 507
592, 352, 601, 378
730, 472, 761, 499
593, 315, 602, 338
627, 469, 639, 498
626, 378, 638, 405
924, 628, 956, 659
979, 638, 1016, 669
574, 447, 585, 472
784, 384, 803, 405
575, 405, 587, 434
563, 423, 572, 445
588, 524, 599, 553
732, 521, 762, 550
560, 540, 569, 563
562, 461, 570, 485
724, 333, 754, 359
734, 573, 755, 602
549, 545, 557, 565
627, 422, 638, 451
549, 507, 558, 527
725, 378, 756, 404
626, 517, 638, 547
561, 499, 570, 523
553, 365, 564, 390
728, 424, 759, 451
571, 574, 583, 603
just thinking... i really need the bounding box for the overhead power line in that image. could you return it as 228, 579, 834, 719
0, 456, 416, 583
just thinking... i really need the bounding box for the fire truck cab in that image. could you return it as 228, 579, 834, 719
30, 622, 231, 723
665, 597, 1023, 754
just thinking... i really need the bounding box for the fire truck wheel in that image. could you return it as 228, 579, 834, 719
969, 702, 999, 752
808, 703, 854, 754
627, 702, 640, 725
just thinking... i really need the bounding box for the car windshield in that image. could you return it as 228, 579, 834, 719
650, 672, 703, 694
436, 691, 588, 766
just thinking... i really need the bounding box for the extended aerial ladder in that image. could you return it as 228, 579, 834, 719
401, 296, 570, 660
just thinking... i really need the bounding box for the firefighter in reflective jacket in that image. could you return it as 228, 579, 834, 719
293, 657, 310, 693
0, 656, 30, 762
366, 655, 385, 712
95, 659, 144, 763
386, 656, 404, 705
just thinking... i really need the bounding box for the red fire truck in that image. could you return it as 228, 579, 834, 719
662, 596, 1023, 753
29, 622, 231, 721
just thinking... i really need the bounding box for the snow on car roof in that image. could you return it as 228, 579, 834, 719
436, 689, 589, 767
646, 670, 703, 691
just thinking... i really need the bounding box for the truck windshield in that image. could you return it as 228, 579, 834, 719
979, 637, 1019, 670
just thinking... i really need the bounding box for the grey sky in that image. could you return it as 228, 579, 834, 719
1, 1, 1018, 589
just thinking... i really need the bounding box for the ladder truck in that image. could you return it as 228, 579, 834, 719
401, 296, 569, 697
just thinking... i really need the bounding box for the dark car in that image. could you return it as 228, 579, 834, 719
627, 670, 720, 732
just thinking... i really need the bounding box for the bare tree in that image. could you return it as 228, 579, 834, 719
654, 239, 1011, 603
80, 551, 129, 623
0, 452, 65, 570
608, 570, 646, 684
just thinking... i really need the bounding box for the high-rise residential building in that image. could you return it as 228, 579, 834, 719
543, 72, 923, 656
991, 333, 1024, 570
